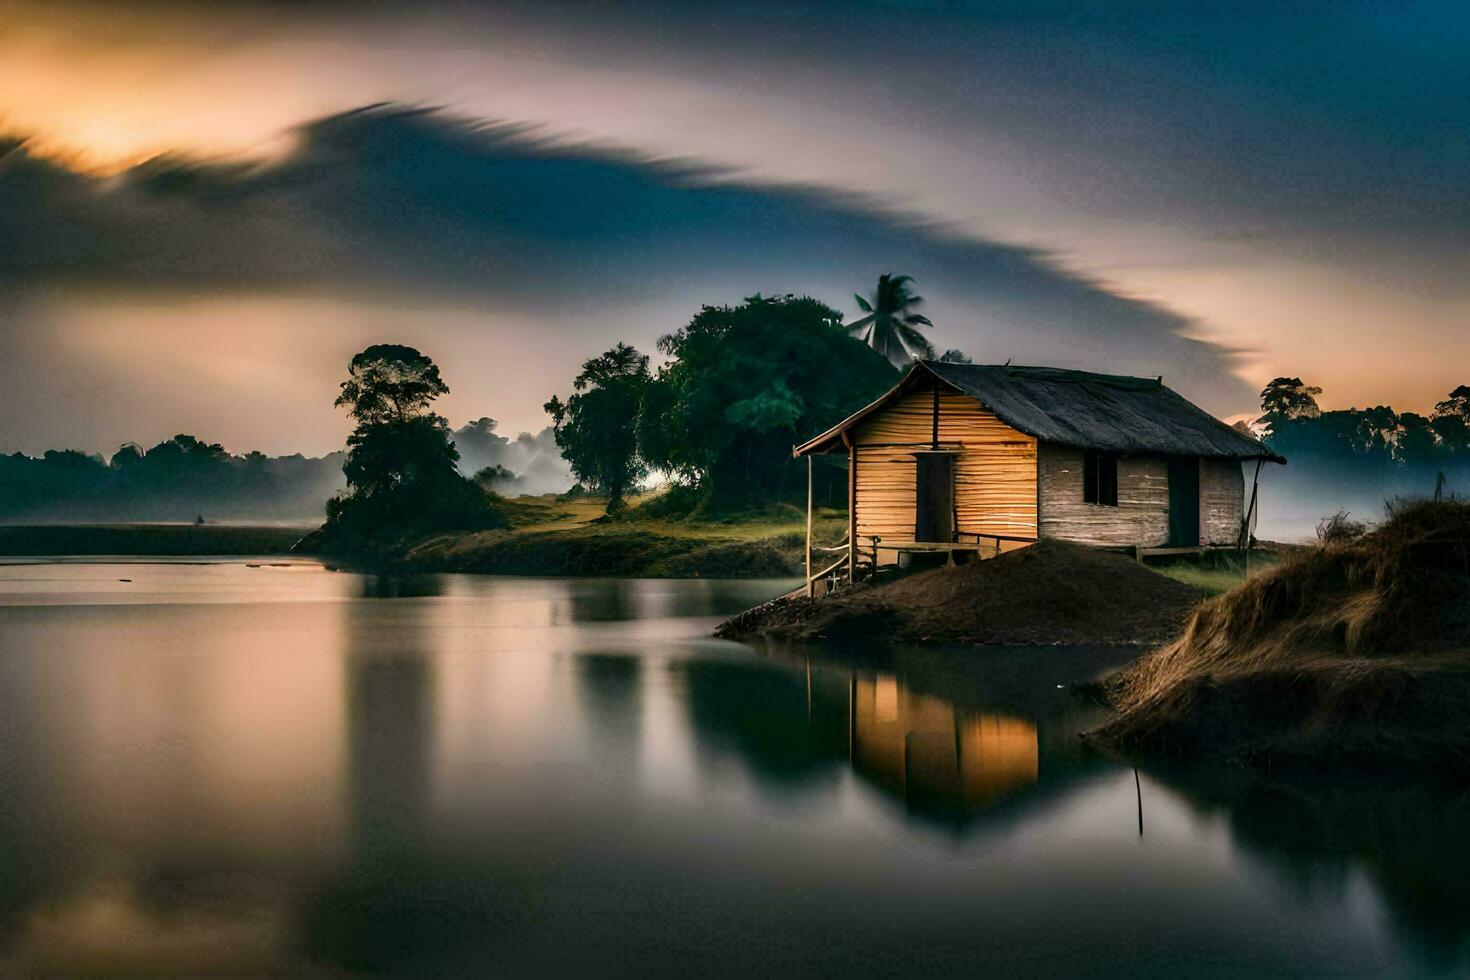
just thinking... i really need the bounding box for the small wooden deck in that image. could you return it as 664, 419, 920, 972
803, 529, 1039, 597
864, 532, 1036, 566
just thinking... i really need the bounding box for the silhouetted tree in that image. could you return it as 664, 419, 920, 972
326, 344, 503, 537
847, 274, 935, 367
544, 343, 649, 513
1396, 412, 1439, 464
1432, 385, 1470, 454
335, 344, 450, 426
473, 464, 517, 488
1258, 377, 1323, 433
939, 348, 972, 364
110, 443, 144, 469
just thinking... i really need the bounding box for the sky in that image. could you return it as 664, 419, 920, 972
1, 0, 1466, 457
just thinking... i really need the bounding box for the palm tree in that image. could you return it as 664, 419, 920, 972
847, 274, 935, 368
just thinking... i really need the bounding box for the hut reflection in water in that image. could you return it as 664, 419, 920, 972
852, 674, 1038, 816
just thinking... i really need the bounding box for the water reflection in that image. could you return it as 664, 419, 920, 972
0, 564, 1466, 975
681, 656, 1050, 827
574, 653, 643, 762
852, 676, 1038, 819
343, 621, 435, 863
1156, 772, 1470, 971
680, 642, 1132, 834
356, 572, 446, 599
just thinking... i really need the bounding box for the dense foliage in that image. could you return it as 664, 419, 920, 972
543, 343, 651, 512
326, 344, 505, 536
636, 294, 897, 509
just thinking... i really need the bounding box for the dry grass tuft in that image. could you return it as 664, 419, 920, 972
1094, 500, 1470, 774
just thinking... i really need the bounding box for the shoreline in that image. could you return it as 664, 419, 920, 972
0, 524, 312, 557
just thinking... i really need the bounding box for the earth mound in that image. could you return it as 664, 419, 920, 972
717, 539, 1202, 646
1090, 500, 1470, 777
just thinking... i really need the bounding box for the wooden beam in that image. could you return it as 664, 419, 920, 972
931, 376, 940, 449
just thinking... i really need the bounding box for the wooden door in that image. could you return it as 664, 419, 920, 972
914, 453, 954, 542
1167, 455, 1200, 547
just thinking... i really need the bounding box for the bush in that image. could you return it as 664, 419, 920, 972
1316, 509, 1367, 545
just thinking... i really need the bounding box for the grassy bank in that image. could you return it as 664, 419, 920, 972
323, 493, 848, 578
1090, 500, 1470, 779
0, 523, 313, 556
1149, 544, 1299, 595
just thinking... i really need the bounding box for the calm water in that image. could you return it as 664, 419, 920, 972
0, 561, 1466, 977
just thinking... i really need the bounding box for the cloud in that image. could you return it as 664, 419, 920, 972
0, 105, 1252, 424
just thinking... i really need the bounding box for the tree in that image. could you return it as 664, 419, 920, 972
939, 348, 972, 364
544, 343, 650, 512
335, 343, 450, 426
1395, 412, 1439, 464
326, 344, 502, 536
1258, 377, 1322, 431
847, 274, 935, 368
473, 464, 517, 489
1431, 384, 1470, 454
638, 294, 896, 509
110, 443, 144, 469
1353, 405, 1400, 456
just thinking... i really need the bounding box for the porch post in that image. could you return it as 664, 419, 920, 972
805, 454, 814, 598
843, 432, 857, 584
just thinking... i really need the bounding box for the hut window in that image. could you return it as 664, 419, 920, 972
1083, 451, 1119, 506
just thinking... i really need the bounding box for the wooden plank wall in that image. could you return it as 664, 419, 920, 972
1037, 443, 1169, 546
1200, 458, 1245, 545
851, 388, 1038, 543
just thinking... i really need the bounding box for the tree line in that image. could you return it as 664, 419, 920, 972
1253, 377, 1469, 537
0, 437, 346, 523
0, 417, 564, 524
1259, 376, 1470, 474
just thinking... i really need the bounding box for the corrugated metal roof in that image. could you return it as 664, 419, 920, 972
795, 361, 1284, 462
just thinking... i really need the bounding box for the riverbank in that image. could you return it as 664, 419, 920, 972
718, 540, 1205, 646
0, 523, 311, 556
303, 493, 850, 578
1088, 500, 1470, 779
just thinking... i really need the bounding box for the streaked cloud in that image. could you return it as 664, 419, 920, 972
1, 106, 1248, 452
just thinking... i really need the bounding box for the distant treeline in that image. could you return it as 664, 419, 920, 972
1254, 378, 1470, 539
0, 420, 570, 523
0, 436, 344, 524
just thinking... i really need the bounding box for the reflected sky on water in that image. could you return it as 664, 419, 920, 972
0, 562, 1466, 976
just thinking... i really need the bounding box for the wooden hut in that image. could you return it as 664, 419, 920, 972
794, 361, 1283, 589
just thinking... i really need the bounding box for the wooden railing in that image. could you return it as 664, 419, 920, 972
805, 528, 851, 597
804, 554, 850, 598
805, 527, 1040, 595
